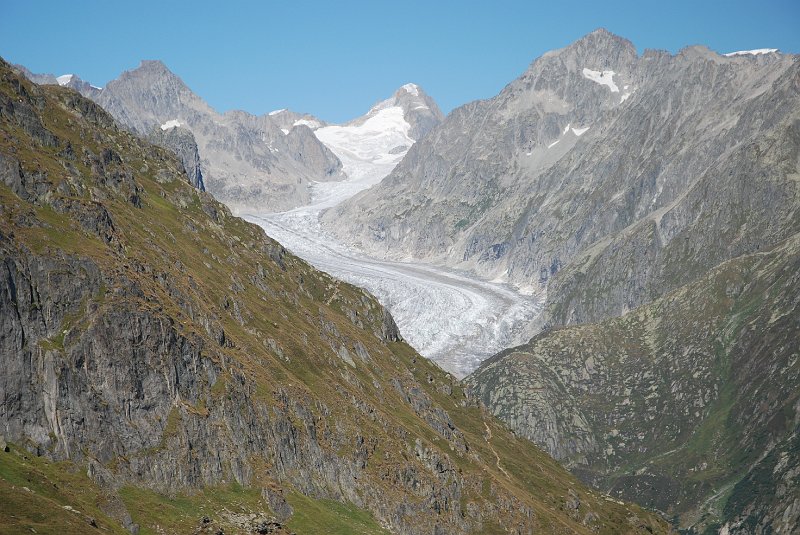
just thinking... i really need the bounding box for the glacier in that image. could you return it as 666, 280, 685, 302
244, 98, 542, 377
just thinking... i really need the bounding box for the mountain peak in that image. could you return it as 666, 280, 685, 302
123, 59, 180, 82
399, 82, 420, 96
381, 83, 443, 139
580, 27, 634, 47
530, 27, 638, 78
56, 73, 74, 86
137, 59, 169, 71
570, 28, 637, 58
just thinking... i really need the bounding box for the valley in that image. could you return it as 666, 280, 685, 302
2, 14, 798, 534
244, 181, 543, 379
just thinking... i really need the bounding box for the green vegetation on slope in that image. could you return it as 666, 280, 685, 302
0, 444, 129, 535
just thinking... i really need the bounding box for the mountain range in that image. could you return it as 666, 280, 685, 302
15, 61, 443, 213
0, 57, 672, 534
3, 26, 799, 535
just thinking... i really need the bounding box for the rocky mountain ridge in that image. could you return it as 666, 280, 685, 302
0, 58, 668, 534
15, 62, 444, 214
325, 29, 799, 328
93, 59, 345, 212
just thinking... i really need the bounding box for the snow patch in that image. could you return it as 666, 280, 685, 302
402, 83, 420, 96
268, 109, 286, 116
293, 118, 322, 129
547, 139, 560, 149
724, 48, 778, 57
572, 126, 590, 136
281, 128, 289, 135
160, 119, 182, 130
582, 68, 619, 92
563, 123, 571, 135
56, 74, 74, 86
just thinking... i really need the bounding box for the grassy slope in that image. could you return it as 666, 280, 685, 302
0, 444, 129, 535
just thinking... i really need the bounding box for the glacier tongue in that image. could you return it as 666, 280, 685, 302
245, 207, 542, 378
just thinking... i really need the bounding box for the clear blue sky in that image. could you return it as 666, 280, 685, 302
2, 0, 798, 123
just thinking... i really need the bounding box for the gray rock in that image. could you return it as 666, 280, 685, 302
148, 125, 206, 190
466, 233, 800, 532
94, 60, 343, 211
262, 487, 293, 522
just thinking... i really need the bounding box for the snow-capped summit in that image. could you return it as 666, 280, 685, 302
56, 73, 102, 98
401, 82, 420, 96
310, 84, 443, 196
349, 83, 443, 141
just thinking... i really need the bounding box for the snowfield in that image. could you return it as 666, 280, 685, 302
244, 101, 542, 377
582, 68, 619, 92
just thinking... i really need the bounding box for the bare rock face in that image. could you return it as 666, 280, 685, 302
324, 29, 800, 533
148, 125, 206, 191
466, 234, 800, 532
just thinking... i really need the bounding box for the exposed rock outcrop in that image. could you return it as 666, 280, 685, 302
467, 233, 800, 532
148, 125, 206, 190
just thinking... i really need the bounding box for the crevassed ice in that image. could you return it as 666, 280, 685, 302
582, 68, 619, 92
243, 96, 542, 377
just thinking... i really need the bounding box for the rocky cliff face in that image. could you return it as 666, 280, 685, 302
466, 233, 800, 533
147, 124, 205, 190
325, 30, 800, 328
92, 59, 343, 211
0, 59, 669, 535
